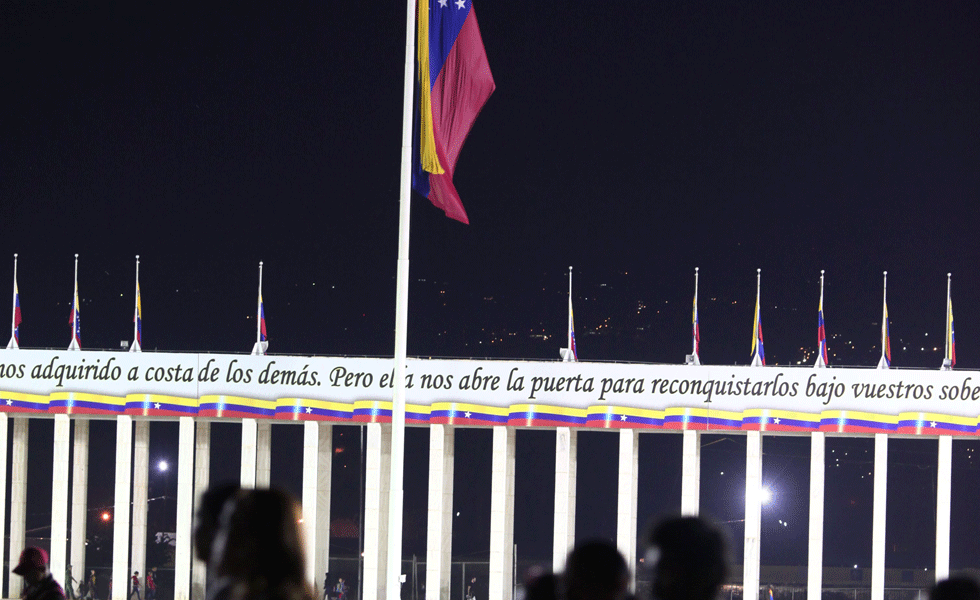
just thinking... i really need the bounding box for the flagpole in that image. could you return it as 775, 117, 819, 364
257, 261, 263, 346
693, 267, 699, 357
567, 265, 573, 355
131, 255, 140, 352
815, 270, 826, 368
750, 268, 763, 366
387, 0, 417, 595
69, 254, 80, 351
944, 273, 952, 370
877, 271, 888, 369
9, 254, 17, 348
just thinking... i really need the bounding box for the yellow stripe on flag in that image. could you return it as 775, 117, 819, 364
417, 0, 444, 175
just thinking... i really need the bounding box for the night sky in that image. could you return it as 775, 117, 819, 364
2, 0, 979, 587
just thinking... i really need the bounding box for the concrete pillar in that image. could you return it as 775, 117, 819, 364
112, 416, 133, 600
680, 430, 701, 516
617, 429, 639, 591
302, 423, 333, 592
256, 421, 272, 488
425, 425, 454, 600
363, 423, 391, 600
552, 428, 577, 572
8, 418, 29, 599
489, 426, 516, 600
131, 421, 150, 579
50, 414, 71, 582
743, 431, 762, 600
807, 432, 825, 600
935, 436, 952, 582
191, 421, 210, 600
174, 417, 195, 600
0, 414, 8, 598
71, 420, 90, 597
871, 434, 888, 600
240, 419, 257, 488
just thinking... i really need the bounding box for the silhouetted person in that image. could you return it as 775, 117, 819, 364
523, 572, 559, 600
12, 547, 66, 600
210, 487, 315, 600
65, 565, 77, 599
930, 577, 980, 600
563, 540, 630, 600
146, 568, 157, 600
644, 516, 728, 600
83, 570, 97, 600
194, 483, 242, 566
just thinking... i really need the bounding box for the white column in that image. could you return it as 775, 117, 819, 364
935, 436, 952, 582
174, 417, 195, 600
191, 421, 211, 600
240, 418, 257, 488
50, 415, 71, 582
425, 425, 454, 600
363, 423, 391, 600
131, 421, 150, 579
744, 431, 763, 600
489, 426, 516, 600
302, 423, 333, 592
871, 434, 888, 600
617, 429, 639, 591
0, 414, 8, 598
112, 416, 134, 600
553, 428, 577, 572
807, 432, 825, 600
681, 430, 701, 516
71, 420, 90, 596
256, 421, 272, 488
8, 418, 29, 599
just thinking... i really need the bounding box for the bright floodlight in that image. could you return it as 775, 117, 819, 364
760, 486, 773, 505
158, 460, 169, 472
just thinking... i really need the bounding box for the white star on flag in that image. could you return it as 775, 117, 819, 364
773, 417, 781, 424
154, 403, 161, 409
438, 0, 447, 6
5, 399, 11, 405
930, 421, 937, 428
456, 0, 465, 8
620, 414, 628, 421
306, 407, 313, 414
464, 411, 472, 418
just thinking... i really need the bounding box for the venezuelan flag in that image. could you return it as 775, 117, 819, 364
412, 0, 495, 224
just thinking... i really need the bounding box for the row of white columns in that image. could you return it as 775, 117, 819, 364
0, 417, 959, 600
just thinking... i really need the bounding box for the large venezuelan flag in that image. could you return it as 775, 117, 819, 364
413, 0, 495, 224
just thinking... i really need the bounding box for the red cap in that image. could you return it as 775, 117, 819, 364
12, 547, 48, 575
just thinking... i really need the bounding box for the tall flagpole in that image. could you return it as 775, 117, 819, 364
257, 261, 263, 346
252, 261, 267, 356
815, 270, 826, 368
130, 255, 141, 352
877, 271, 888, 369
8, 254, 18, 349
69, 254, 80, 351
691, 267, 700, 365
387, 0, 417, 596
567, 266, 573, 357
943, 273, 952, 371
751, 268, 763, 367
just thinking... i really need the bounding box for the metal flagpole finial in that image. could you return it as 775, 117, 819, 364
13, 253, 17, 259
260, 261, 263, 267
821, 269, 825, 275
948, 272, 952, 278
136, 255, 140, 260
757, 268, 761, 274
75, 253, 79, 259
695, 267, 699, 273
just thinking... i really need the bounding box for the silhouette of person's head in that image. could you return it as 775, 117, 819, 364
645, 516, 728, 600
930, 577, 980, 600
194, 483, 241, 565
563, 540, 629, 600
212, 487, 312, 600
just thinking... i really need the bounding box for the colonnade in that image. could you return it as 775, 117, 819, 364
0, 415, 959, 600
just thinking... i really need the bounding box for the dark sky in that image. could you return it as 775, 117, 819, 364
3, 0, 980, 582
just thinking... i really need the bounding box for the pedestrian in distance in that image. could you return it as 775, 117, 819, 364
84, 570, 97, 600
130, 571, 142, 600
65, 564, 77, 600
146, 568, 157, 600
12, 547, 67, 600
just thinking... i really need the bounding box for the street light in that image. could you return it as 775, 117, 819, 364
101, 512, 111, 522
157, 460, 169, 472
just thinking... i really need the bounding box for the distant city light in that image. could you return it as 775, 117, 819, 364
101, 512, 111, 522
